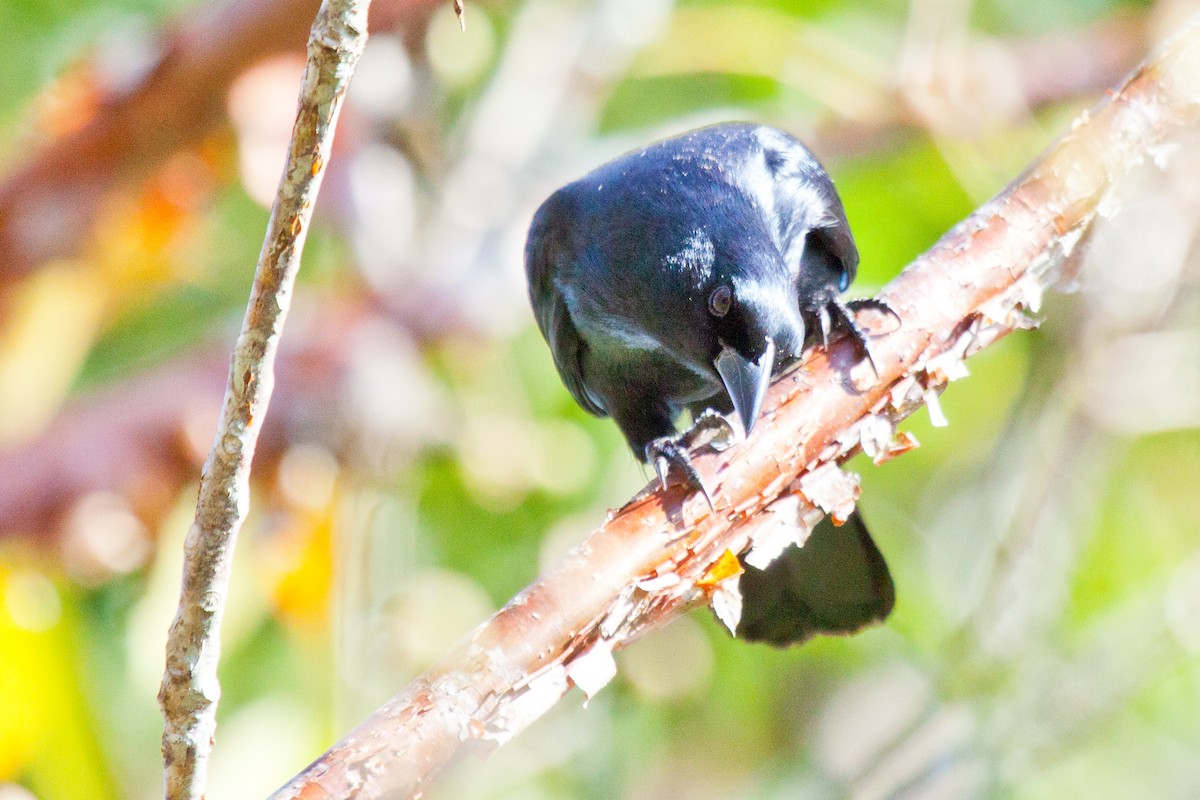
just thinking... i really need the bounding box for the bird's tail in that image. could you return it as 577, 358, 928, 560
734, 509, 894, 647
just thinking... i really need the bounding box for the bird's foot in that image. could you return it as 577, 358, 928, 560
683, 408, 740, 452
824, 297, 900, 377
645, 436, 715, 511
846, 297, 900, 328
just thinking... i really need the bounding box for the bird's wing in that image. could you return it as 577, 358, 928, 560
525, 193, 606, 417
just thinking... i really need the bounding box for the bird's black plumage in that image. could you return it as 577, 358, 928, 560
525, 123, 893, 646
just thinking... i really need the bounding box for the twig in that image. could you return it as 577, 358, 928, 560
267, 21, 1200, 800
156, 2, 370, 798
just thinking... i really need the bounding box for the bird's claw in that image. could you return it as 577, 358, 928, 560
827, 297, 899, 377
683, 408, 739, 452
645, 436, 715, 511
845, 297, 900, 323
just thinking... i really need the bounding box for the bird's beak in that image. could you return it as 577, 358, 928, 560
714, 337, 775, 439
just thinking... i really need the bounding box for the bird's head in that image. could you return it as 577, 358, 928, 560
703, 253, 806, 438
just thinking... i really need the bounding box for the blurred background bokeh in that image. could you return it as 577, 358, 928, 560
2, 0, 1200, 797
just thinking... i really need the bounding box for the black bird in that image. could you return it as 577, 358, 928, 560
525, 122, 892, 645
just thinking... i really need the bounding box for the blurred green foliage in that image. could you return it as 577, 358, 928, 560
2, 0, 1198, 798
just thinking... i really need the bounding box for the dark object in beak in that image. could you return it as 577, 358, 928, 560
714, 338, 775, 438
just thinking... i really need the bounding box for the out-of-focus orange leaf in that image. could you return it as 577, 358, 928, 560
89, 147, 219, 294
267, 513, 333, 629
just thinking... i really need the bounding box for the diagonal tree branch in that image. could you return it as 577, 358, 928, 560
156, 2, 371, 798
267, 20, 1200, 800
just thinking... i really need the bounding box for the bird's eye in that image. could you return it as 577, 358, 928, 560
708, 285, 733, 317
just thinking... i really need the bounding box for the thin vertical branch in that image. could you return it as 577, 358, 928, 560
157, 2, 371, 798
